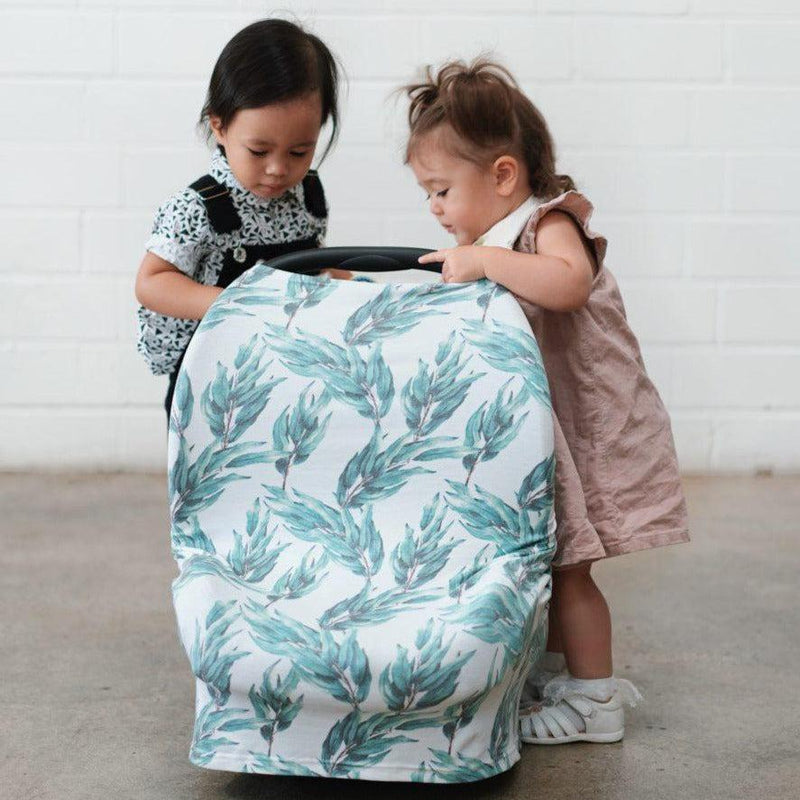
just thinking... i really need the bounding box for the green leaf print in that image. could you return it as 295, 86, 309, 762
171, 515, 216, 560
342, 283, 463, 347
197, 265, 285, 329
271, 384, 332, 489
490, 598, 544, 762
244, 610, 371, 709
190, 700, 252, 766
189, 600, 248, 706
283, 272, 338, 328
410, 749, 501, 783
263, 322, 393, 426
336, 429, 461, 509
379, 619, 474, 712
390, 494, 461, 591
226, 498, 288, 583
448, 544, 493, 603
246, 754, 322, 777
460, 317, 551, 409
248, 662, 305, 756
169, 369, 194, 435
462, 381, 529, 484
260, 486, 382, 578
444, 480, 527, 554
517, 452, 555, 514
201, 335, 284, 447
444, 453, 555, 554
401, 331, 484, 438
318, 583, 442, 630
263, 548, 329, 606
441, 679, 496, 756
319, 710, 415, 778
444, 581, 540, 679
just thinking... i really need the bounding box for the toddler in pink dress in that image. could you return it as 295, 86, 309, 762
402, 58, 690, 744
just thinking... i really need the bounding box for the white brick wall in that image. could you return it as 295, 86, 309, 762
1, 0, 798, 473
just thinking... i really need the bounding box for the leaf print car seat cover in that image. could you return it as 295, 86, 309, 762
167, 259, 556, 782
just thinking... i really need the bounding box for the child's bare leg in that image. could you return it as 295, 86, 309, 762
521, 565, 641, 743
551, 563, 612, 678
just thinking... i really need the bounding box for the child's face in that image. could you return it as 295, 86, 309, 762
409, 137, 502, 246
211, 94, 322, 199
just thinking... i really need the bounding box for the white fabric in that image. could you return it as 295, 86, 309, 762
351, 268, 440, 285
473, 195, 539, 249
167, 264, 557, 781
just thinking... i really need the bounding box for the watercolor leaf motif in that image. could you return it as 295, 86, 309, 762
201, 335, 284, 446
248, 662, 305, 755
402, 331, 484, 438
189, 600, 248, 707
379, 619, 474, 712
244, 610, 372, 710
319, 710, 415, 778
263, 322, 393, 426
460, 318, 551, 409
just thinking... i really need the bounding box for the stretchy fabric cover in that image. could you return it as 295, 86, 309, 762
167, 262, 556, 782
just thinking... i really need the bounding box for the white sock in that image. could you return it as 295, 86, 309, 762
544, 676, 617, 704
543, 675, 642, 708
568, 677, 617, 701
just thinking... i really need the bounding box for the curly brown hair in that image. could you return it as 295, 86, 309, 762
403, 58, 574, 200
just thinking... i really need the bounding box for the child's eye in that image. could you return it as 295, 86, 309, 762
247, 148, 267, 157
290, 151, 309, 158
436, 189, 449, 198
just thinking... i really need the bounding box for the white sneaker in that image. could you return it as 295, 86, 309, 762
519, 676, 641, 745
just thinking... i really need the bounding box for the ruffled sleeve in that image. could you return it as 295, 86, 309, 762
517, 190, 607, 274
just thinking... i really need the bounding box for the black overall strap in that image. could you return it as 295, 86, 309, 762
191, 170, 326, 231
189, 174, 241, 234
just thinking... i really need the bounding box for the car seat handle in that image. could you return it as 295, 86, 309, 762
260, 246, 440, 274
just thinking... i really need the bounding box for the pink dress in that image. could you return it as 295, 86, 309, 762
512, 190, 690, 568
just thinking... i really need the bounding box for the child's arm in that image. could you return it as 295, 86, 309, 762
419, 211, 596, 312
135, 252, 223, 321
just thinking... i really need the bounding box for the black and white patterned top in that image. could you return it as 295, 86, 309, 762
136, 148, 328, 375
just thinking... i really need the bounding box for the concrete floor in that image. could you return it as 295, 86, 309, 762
2, 474, 798, 800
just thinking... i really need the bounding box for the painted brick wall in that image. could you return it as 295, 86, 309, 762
1, 0, 798, 472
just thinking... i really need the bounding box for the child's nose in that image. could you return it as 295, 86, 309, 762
265, 158, 288, 177
429, 197, 443, 216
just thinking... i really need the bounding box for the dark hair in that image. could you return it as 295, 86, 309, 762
200, 18, 342, 163
403, 58, 574, 199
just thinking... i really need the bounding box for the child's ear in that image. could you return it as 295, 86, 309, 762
493, 155, 521, 197
209, 115, 226, 145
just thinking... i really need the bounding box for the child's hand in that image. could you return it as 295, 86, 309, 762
418, 246, 487, 283
319, 267, 354, 280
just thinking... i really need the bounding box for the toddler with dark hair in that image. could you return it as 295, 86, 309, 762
135, 18, 342, 420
